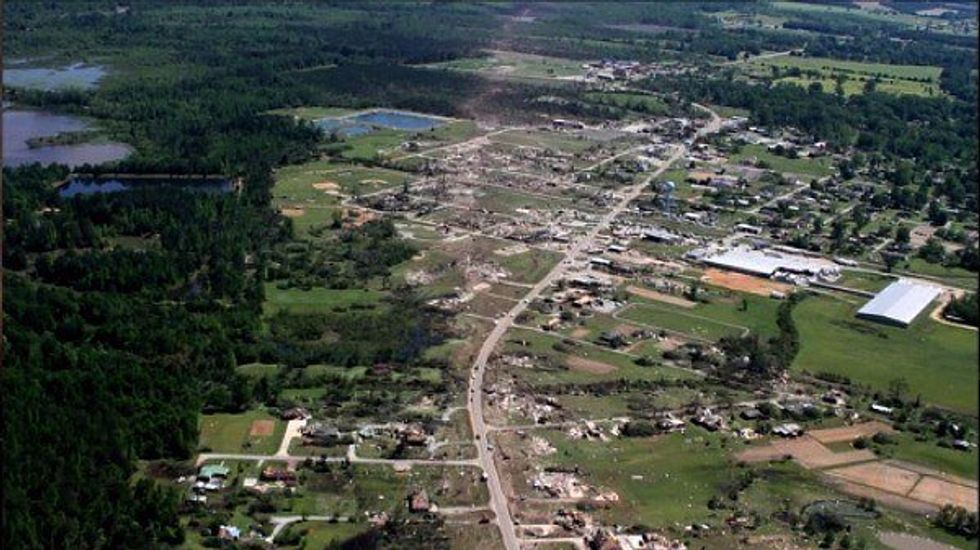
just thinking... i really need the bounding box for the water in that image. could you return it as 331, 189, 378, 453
2, 110, 132, 168
59, 175, 234, 198
314, 109, 445, 137
3, 63, 107, 91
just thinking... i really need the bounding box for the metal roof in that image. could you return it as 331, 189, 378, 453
703, 247, 835, 276
857, 280, 941, 327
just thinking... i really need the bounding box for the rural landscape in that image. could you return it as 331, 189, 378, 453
2, 2, 978, 550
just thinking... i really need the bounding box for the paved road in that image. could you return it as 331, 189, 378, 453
467, 105, 722, 550
196, 444, 480, 469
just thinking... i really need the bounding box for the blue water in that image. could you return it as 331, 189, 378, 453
3, 110, 131, 168
59, 176, 233, 198
314, 109, 445, 137
3, 63, 106, 91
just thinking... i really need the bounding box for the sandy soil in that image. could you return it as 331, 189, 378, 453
313, 180, 340, 191
878, 532, 958, 550
825, 462, 921, 495
565, 356, 617, 374
908, 477, 978, 511
808, 421, 895, 444
250, 420, 275, 437
736, 435, 876, 469
626, 285, 696, 308
702, 268, 793, 297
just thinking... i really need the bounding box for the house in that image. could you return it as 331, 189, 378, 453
773, 423, 803, 438
399, 423, 428, 446
196, 464, 230, 492
302, 422, 341, 446
408, 489, 430, 513
281, 407, 310, 421
657, 414, 686, 433
694, 408, 725, 432
260, 467, 297, 485
870, 403, 894, 415
740, 408, 762, 421
217, 525, 241, 541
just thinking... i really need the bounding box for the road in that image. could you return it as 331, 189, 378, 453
196, 444, 480, 468
466, 105, 722, 550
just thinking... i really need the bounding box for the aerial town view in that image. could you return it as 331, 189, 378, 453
1, 2, 978, 549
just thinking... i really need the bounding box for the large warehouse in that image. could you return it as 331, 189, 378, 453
856, 280, 942, 327
702, 246, 838, 278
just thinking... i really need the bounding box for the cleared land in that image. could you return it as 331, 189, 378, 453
198, 409, 286, 455
702, 267, 793, 297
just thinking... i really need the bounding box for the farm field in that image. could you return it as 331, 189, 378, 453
755, 55, 942, 82
623, 289, 782, 339
774, 75, 941, 97
791, 295, 979, 414
198, 409, 285, 455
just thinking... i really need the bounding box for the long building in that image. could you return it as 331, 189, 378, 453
856, 280, 941, 327
703, 246, 837, 278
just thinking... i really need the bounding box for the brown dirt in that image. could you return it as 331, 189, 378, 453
736, 435, 876, 469
312, 180, 340, 191
702, 268, 793, 297
908, 477, 978, 511
819, 475, 938, 515
565, 355, 617, 374
824, 462, 921, 495
570, 328, 589, 339
281, 207, 305, 218
878, 532, 959, 550
249, 420, 275, 437
808, 421, 895, 444
626, 285, 696, 308
344, 208, 377, 227
614, 323, 639, 335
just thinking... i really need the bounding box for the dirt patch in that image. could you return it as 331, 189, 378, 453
344, 208, 377, 227
702, 268, 793, 297
878, 532, 959, 550
825, 462, 921, 495
313, 180, 340, 191
249, 420, 275, 437
281, 207, 305, 218
614, 323, 639, 335
494, 243, 529, 257
570, 328, 589, 339
808, 421, 895, 444
820, 476, 938, 515
908, 477, 978, 511
626, 286, 696, 308
565, 355, 617, 374
736, 435, 875, 469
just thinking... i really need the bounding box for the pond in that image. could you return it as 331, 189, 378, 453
3, 110, 131, 168
314, 109, 446, 137
3, 62, 107, 91
59, 175, 235, 198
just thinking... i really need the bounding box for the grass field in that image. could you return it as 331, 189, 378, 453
263, 284, 386, 316
503, 327, 697, 385
885, 433, 979, 480
266, 105, 357, 121
756, 55, 942, 82
585, 91, 668, 114
617, 303, 746, 341
623, 289, 782, 339
236, 362, 282, 379
900, 258, 979, 290
792, 295, 979, 414
276, 521, 366, 548
489, 129, 599, 154
540, 427, 732, 527
730, 144, 834, 177
427, 49, 584, 80
198, 409, 285, 454
835, 270, 898, 293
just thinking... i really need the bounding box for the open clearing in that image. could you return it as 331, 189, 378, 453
199, 409, 285, 455
702, 267, 793, 296
566, 355, 618, 374
625, 285, 696, 308
249, 419, 275, 437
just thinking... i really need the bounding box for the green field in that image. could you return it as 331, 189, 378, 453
585, 92, 668, 114
792, 295, 979, 414
504, 327, 697, 385
886, 433, 979, 480
730, 144, 835, 177
276, 521, 367, 548
757, 55, 942, 82
427, 49, 584, 80
489, 129, 599, 154
263, 284, 386, 316
775, 75, 941, 97
623, 289, 782, 339
900, 258, 979, 290
198, 409, 285, 454
266, 105, 357, 121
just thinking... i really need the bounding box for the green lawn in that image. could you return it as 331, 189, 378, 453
427, 50, 584, 80
792, 295, 979, 414
620, 290, 781, 340
198, 409, 285, 454
774, 75, 941, 97
730, 144, 834, 177
540, 428, 733, 527
885, 433, 979, 480
899, 258, 978, 290
236, 363, 282, 379
835, 270, 898, 293
756, 55, 942, 82
276, 521, 367, 548
617, 303, 743, 341
489, 129, 598, 154
263, 284, 386, 316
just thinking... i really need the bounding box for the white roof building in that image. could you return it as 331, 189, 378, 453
856, 280, 941, 327
703, 246, 837, 277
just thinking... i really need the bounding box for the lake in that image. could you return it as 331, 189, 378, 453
3, 63, 107, 91
3, 110, 132, 168
59, 175, 235, 198
315, 109, 446, 137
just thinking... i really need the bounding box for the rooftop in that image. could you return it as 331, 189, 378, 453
857, 280, 941, 327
